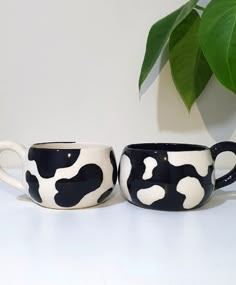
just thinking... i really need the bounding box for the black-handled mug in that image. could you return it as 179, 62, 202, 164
118, 142, 236, 211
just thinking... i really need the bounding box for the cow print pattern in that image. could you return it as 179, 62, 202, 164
110, 151, 117, 185
28, 148, 80, 178
26, 171, 42, 203
26, 147, 117, 209
55, 164, 103, 207
119, 149, 214, 211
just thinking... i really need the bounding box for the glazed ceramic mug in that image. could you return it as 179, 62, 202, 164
119, 142, 236, 211
0, 141, 117, 209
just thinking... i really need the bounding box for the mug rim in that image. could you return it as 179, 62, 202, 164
126, 143, 209, 152
31, 141, 112, 150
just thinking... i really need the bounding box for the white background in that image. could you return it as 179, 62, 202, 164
1, 0, 236, 168
1, 2, 236, 285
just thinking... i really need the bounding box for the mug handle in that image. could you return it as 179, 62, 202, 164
211, 141, 236, 190
0, 141, 27, 192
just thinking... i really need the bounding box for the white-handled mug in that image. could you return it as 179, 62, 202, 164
0, 141, 117, 209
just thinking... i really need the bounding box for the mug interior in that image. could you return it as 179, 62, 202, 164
32, 142, 111, 150
127, 143, 208, 152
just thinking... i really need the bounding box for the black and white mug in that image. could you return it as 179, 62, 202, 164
0, 141, 117, 209
119, 142, 236, 211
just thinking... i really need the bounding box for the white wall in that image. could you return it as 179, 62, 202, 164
1, 0, 236, 169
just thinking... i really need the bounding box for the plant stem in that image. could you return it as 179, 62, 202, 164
195, 5, 205, 11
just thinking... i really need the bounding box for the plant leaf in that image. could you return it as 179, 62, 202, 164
139, 0, 199, 90
199, 0, 236, 93
169, 10, 212, 110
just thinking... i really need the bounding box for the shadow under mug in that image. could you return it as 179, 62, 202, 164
118, 142, 236, 211
0, 141, 117, 209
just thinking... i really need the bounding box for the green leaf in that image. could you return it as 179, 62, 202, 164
169, 10, 212, 110
199, 0, 236, 93
139, 0, 199, 90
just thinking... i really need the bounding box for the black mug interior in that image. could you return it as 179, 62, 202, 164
126, 143, 209, 152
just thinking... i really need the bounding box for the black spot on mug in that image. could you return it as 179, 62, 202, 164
0, 141, 117, 209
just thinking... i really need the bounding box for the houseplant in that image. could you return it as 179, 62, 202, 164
139, 0, 236, 110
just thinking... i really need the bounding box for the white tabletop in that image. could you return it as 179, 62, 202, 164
0, 170, 236, 285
